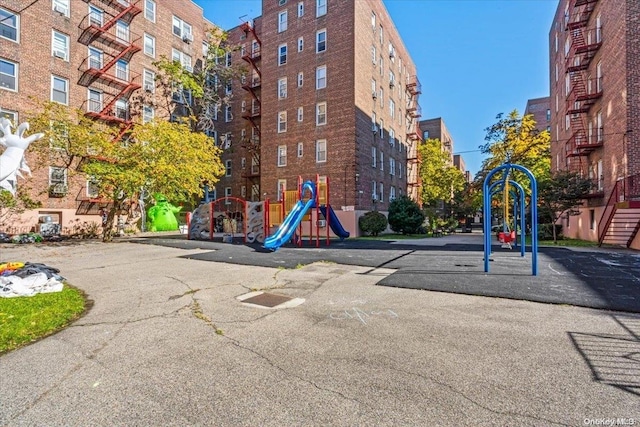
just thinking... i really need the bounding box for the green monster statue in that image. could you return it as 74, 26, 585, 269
147, 193, 181, 232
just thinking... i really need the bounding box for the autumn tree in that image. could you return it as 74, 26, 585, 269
133, 27, 245, 143
28, 102, 224, 241
537, 171, 593, 242
418, 138, 465, 209
477, 110, 551, 186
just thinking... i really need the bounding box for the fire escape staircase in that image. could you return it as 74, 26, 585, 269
76, 0, 141, 216
405, 75, 422, 194
564, 0, 602, 172
598, 174, 640, 248
240, 21, 262, 200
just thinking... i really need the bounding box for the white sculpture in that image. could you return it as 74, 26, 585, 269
0, 118, 44, 195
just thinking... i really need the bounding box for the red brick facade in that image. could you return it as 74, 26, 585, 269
0, 0, 211, 231
524, 96, 551, 132
214, 0, 421, 213
549, 0, 639, 244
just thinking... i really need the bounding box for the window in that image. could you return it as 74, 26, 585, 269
86, 177, 99, 199
297, 107, 303, 122
546, 109, 551, 122
225, 105, 232, 122
172, 49, 192, 70
597, 111, 603, 141
379, 25, 383, 44
0, 108, 17, 124
115, 59, 129, 81
379, 88, 383, 106
380, 151, 384, 171
298, 2, 304, 17
389, 99, 395, 118
144, 34, 155, 57
116, 20, 129, 43
372, 146, 376, 167
316, 0, 327, 17
278, 11, 288, 32
225, 81, 232, 95
316, 29, 326, 53
277, 145, 287, 167
52, 0, 70, 17
144, 0, 155, 22
52, 31, 69, 61
0, 59, 17, 91
596, 61, 602, 92
87, 88, 102, 112
389, 157, 395, 176
297, 142, 303, 157
89, 5, 103, 26
277, 179, 286, 202
316, 102, 326, 126
143, 69, 155, 92
389, 128, 395, 146
0, 7, 19, 42
565, 73, 570, 96
225, 187, 232, 201
298, 37, 304, 52
564, 36, 570, 57
372, 181, 377, 200
316, 139, 327, 162
371, 45, 376, 64
297, 72, 303, 87
49, 166, 67, 188
316, 65, 326, 89
279, 44, 287, 65
371, 12, 376, 29
225, 160, 232, 177
114, 99, 128, 120
379, 119, 384, 138
278, 111, 287, 133
142, 105, 154, 123
278, 77, 287, 99
51, 76, 68, 104
172, 16, 192, 40
379, 183, 384, 201
589, 209, 595, 230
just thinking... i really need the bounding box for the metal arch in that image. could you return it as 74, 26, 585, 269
483, 163, 538, 275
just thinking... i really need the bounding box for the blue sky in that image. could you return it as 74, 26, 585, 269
194, 0, 558, 176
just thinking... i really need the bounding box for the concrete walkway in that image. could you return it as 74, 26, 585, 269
0, 238, 638, 426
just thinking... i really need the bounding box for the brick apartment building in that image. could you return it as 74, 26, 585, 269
549, 0, 640, 248
524, 96, 551, 132
0, 0, 213, 233
418, 117, 453, 160
212, 0, 422, 235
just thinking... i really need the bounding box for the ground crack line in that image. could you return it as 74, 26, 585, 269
225, 336, 374, 410
388, 364, 570, 426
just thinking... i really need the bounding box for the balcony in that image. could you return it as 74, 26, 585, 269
78, 14, 142, 51
78, 57, 141, 90
406, 75, 421, 96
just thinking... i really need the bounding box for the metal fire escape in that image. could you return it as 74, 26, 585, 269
240, 21, 261, 201
78, 0, 141, 137
405, 75, 422, 202
564, 0, 602, 172
76, 0, 141, 215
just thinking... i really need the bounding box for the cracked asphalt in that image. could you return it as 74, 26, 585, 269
0, 238, 639, 426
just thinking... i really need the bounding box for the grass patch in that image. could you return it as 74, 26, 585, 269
524, 236, 599, 247
0, 285, 87, 354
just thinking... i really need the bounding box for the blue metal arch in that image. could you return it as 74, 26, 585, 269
483, 163, 538, 275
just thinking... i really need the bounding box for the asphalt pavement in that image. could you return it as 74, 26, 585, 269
0, 234, 638, 426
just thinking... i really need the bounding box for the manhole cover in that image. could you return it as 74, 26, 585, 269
242, 292, 293, 308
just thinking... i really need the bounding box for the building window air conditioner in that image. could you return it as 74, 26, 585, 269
184, 65, 193, 72
144, 83, 154, 92
372, 193, 378, 201
372, 91, 377, 99
183, 33, 193, 43
372, 124, 378, 133
53, 50, 66, 59
54, 5, 67, 15
389, 80, 395, 88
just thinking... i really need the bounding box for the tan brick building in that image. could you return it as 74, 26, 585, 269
213, 0, 422, 235
549, 0, 640, 248
0, 0, 214, 233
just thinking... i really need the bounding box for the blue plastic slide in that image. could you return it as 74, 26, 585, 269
264, 182, 316, 250
319, 205, 350, 239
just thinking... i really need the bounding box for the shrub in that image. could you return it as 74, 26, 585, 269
388, 196, 425, 234
359, 211, 388, 236
538, 223, 563, 240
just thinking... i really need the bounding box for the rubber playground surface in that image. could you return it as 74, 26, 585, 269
133, 232, 640, 314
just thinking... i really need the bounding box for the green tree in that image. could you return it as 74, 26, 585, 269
537, 171, 593, 242
388, 195, 425, 234
477, 110, 551, 186
29, 103, 224, 241
451, 182, 481, 221
136, 27, 245, 139
418, 138, 465, 208
359, 211, 388, 236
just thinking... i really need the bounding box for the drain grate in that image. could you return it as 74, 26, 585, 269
242, 292, 293, 308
